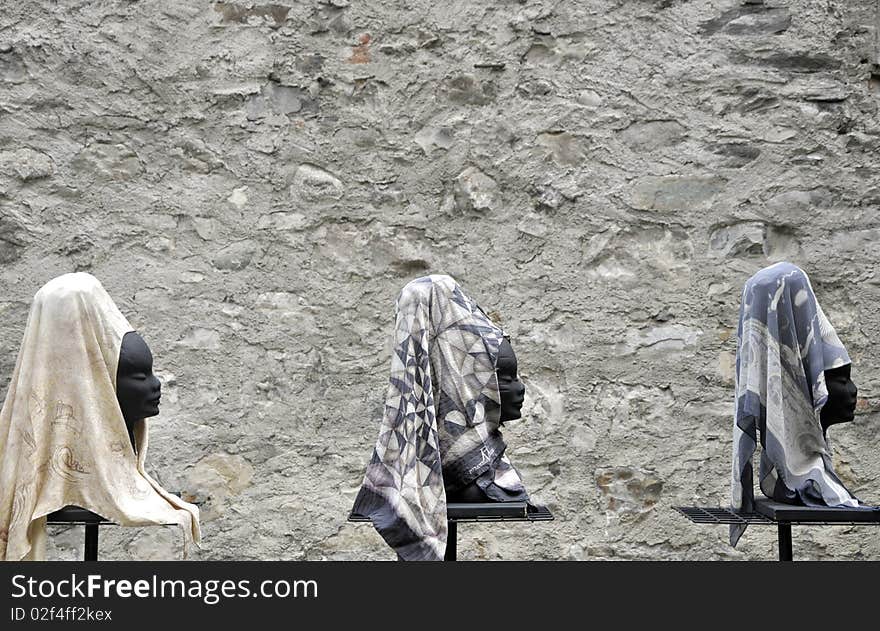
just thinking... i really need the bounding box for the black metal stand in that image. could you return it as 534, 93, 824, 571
44, 494, 192, 561
46, 506, 112, 562
444, 521, 457, 561
674, 500, 880, 561
351, 501, 554, 561
777, 523, 792, 562
84, 524, 100, 562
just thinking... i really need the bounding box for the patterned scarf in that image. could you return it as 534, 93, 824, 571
730, 262, 859, 546
353, 275, 527, 560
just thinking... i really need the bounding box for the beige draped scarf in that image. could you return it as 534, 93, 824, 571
0, 273, 200, 560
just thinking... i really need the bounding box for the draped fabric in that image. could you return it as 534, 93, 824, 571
353, 275, 527, 560
730, 262, 859, 546
0, 273, 200, 560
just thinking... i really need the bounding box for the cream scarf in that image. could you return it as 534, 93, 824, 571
0, 273, 200, 560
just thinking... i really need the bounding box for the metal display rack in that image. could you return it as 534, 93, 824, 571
349, 501, 554, 561
674, 500, 880, 561
46, 495, 195, 561
46, 506, 112, 561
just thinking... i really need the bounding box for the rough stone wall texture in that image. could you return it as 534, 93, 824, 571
0, 0, 879, 560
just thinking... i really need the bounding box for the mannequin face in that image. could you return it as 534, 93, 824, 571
821, 363, 857, 431
497, 338, 525, 422
116, 331, 161, 422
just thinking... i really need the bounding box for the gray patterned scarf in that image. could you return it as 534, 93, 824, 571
353, 275, 527, 560
730, 262, 859, 546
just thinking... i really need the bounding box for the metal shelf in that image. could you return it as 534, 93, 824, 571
349, 502, 554, 524
46, 506, 111, 525
674, 502, 880, 561
674, 504, 880, 527
349, 502, 554, 561
673, 506, 773, 526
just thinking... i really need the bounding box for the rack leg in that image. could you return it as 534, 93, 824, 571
777, 523, 792, 562
444, 521, 457, 561
84, 524, 99, 561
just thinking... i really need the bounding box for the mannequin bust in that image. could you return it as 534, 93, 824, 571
820, 364, 858, 435
116, 331, 162, 450
446, 338, 525, 503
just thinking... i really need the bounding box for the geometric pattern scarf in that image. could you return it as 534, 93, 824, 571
353, 275, 526, 560
730, 262, 859, 546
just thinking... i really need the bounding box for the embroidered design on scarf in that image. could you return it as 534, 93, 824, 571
0, 273, 200, 560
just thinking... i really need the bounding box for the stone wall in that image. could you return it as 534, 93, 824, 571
1, 0, 879, 560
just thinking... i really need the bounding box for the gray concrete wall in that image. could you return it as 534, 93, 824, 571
1, 0, 879, 560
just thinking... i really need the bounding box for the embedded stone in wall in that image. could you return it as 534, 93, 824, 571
533, 184, 562, 210
537, 132, 583, 166
213, 2, 291, 27
718, 350, 735, 385
790, 77, 849, 103
453, 167, 498, 212
625, 324, 703, 354
525, 40, 560, 66
176, 327, 222, 350
245, 135, 277, 155
310, 2, 351, 35
227, 186, 248, 209
348, 34, 371, 64
414, 125, 454, 156
254, 291, 318, 328
620, 120, 686, 152
0, 48, 26, 83
126, 528, 180, 561
184, 452, 255, 521
517, 212, 548, 238
571, 425, 597, 454
247, 82, 315, 121
445, 74, 496, 105
830, 227, 880, 259
577, 89, 602, 107
186, 217, 219, 241
731, 50, 841, 73
295, 53, 324, 75
212, 240, 259, 271
763, 225, 800, 260
584, 383, 676, 442
0, 148, 54, 181
290, 164, 344, 202
596, 467, 663, 515
630, 176, 725, 212
700, 6, 791, 36
708, 222, 765, 258
707, 281, 732, 301
583, 225, 693, 283
516, 78, 553, 98
257, 212, 310, 231
168, 137, 224, 174
71, 142, 142, 180
364, 227, 434, 275
0, 216, 25, 264
764, 188, 832, 220
725, 86, 780, 115
706, 142, 760, 168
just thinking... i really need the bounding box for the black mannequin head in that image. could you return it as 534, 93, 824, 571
116, 331, 161, 428
821, 363, 857, 432
497, 338, 525, 422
